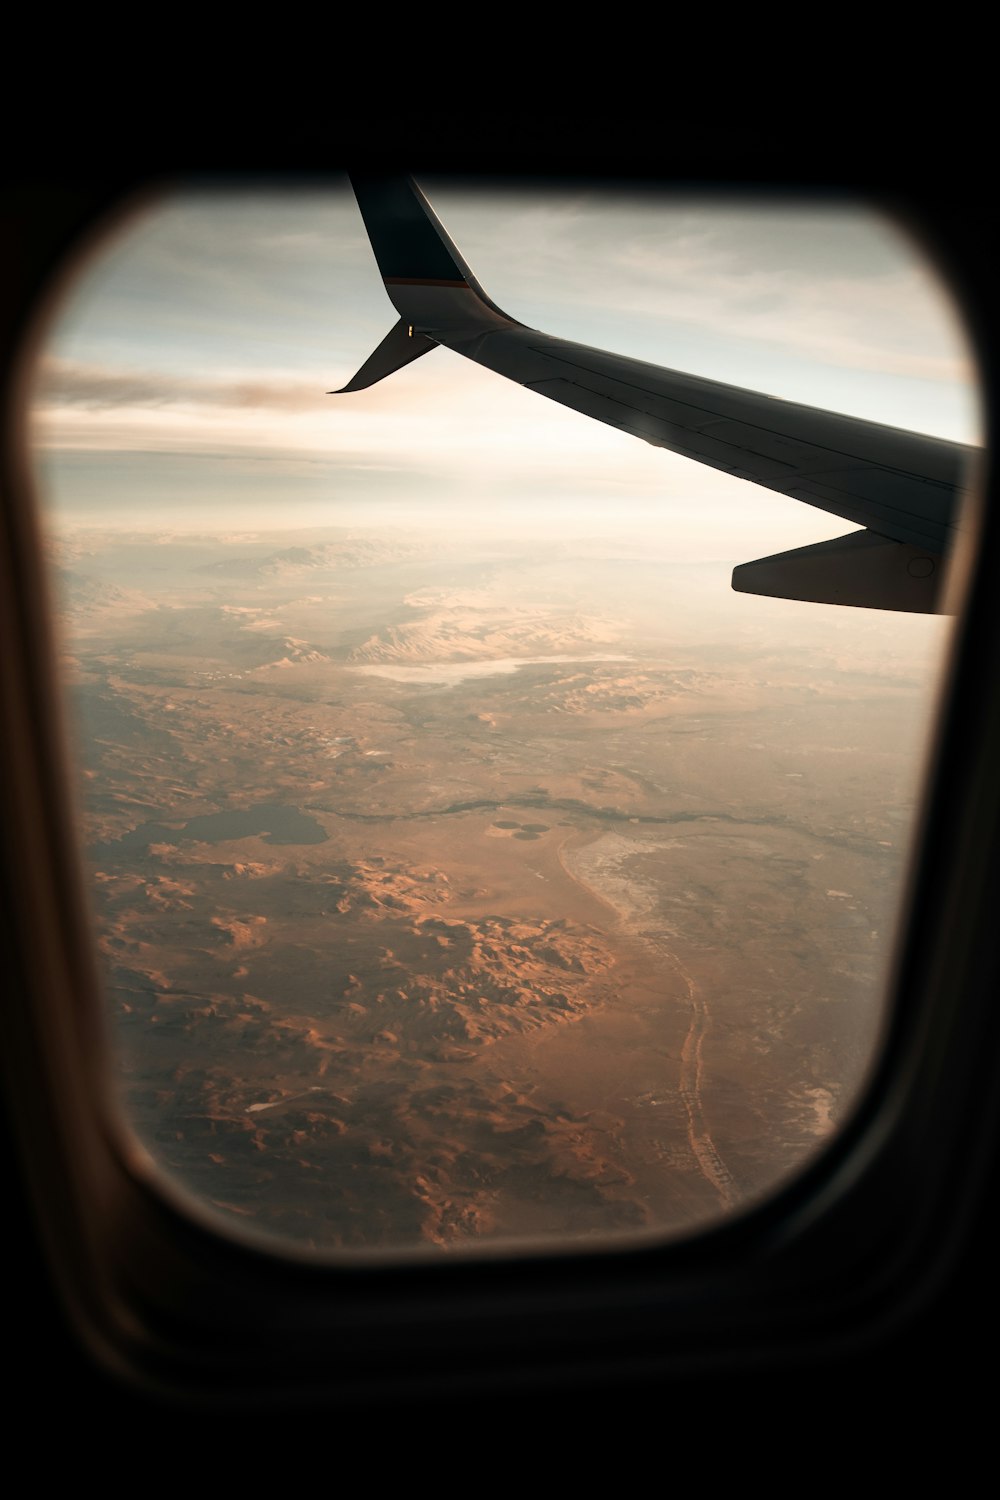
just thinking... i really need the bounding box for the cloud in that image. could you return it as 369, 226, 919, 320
33, 358, 331, 413
441, 189, 977, 386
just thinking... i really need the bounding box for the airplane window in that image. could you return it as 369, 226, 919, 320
28, 178, 979, 1254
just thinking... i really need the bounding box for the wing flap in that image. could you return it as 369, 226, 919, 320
732, 529, 944, 612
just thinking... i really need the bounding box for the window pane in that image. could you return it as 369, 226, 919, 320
31, 181, 978, 1252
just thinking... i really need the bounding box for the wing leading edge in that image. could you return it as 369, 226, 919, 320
334, 175, 973, 613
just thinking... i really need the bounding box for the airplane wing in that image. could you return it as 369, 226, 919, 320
334, 175, 974, 613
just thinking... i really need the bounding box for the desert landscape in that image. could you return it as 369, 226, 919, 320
49, 519, 944, 1251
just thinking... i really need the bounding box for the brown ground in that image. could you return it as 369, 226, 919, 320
53, 524, 942, 1252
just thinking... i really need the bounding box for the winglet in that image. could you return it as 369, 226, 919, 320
331, 175, 518, 397
349, 174, 515, 325
329, 317, 436, 394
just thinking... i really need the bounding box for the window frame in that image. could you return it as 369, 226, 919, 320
2, 153, 998, 1409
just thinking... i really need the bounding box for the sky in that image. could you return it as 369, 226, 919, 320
27, 173, 980, 561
